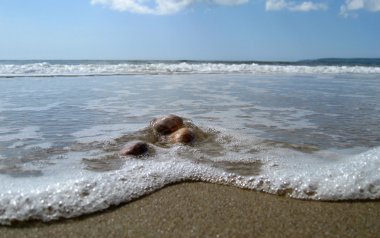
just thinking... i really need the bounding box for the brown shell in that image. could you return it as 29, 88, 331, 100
119, 141, 149, 156
151, 115, 184, 135
169, 128, 195, 144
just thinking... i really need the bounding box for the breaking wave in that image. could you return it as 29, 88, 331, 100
1, 61, 380, 77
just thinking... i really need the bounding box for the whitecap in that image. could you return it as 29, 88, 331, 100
1, 62, 380, 77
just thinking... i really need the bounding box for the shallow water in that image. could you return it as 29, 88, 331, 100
0, 72, 380, 224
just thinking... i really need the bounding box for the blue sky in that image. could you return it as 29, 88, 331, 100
0, 0, 379, 61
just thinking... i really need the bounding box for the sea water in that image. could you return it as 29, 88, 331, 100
0, 60, 379, 224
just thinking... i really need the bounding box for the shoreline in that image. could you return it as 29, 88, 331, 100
1, 182, 380, 238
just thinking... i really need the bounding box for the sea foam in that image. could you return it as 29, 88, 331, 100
1, 62, 380, 77
0, 128, 379, 225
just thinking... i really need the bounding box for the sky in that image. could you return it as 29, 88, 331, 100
0, 0, 379, 61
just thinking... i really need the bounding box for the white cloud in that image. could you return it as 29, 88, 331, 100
266, 0, 327, 12
290, 1, 328, 11
91, 0, 380, 15
214, 0, 249, 4
340, 0, 380, 16
91, 0, 248, 15
266, 0, 287, 10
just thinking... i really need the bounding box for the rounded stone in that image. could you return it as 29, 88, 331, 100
169, 128, 195, 144
119, 141, 149, 156
151, 115, 184, 135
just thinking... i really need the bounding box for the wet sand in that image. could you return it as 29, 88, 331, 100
1, 182, 380, 238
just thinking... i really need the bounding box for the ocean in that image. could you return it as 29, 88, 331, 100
0, 59, 379, 224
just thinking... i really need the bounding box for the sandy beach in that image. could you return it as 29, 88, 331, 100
1, 182, 379, 238
2, 0, 380, 236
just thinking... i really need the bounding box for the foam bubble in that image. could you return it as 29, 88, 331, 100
255, 147, 380, 200
24, 142, 53, 150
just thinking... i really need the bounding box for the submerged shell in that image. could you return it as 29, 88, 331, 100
169, 128, 195, 144
151, 115, 184, 135
119, 141, 149, 156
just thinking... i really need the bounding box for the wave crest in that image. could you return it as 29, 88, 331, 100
1, 62, 380, 77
